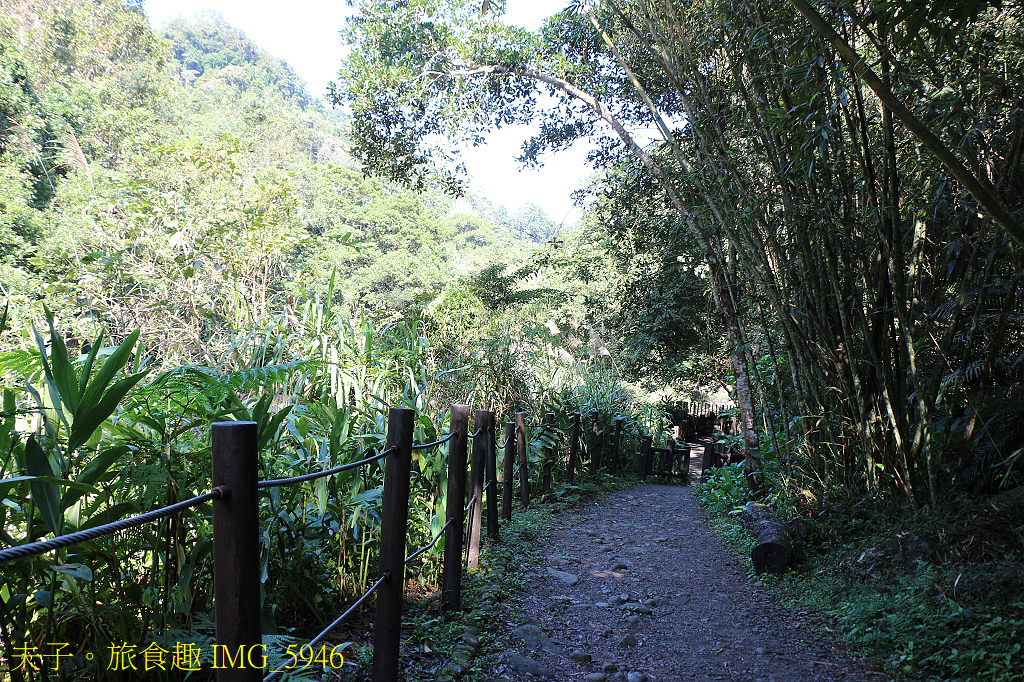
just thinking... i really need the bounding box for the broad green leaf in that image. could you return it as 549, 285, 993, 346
61, 445, 131, 509
0, 475, 35, 498
315, 477, 327, 514
25, 436, 62, 536
349, 488, 382, 505
52, 563, 93, 581
42, 307, 81, 416
67, 369, 148, 454
24, 477, 100, 496
259, 404, 292, 453
77, 331, 105, 398
77, 329, 142, 410
31, 325, 69, 436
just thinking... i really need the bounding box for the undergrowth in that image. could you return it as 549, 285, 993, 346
694, 465, 1024, 681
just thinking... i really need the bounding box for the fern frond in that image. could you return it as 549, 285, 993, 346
0, 349, 42, 382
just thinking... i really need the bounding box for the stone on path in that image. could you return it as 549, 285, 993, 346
623, 603, 652, 614
617, 633, 638, 648
546, 566, 581, 585
513, 624, 563, 655
507, 652, 554, 676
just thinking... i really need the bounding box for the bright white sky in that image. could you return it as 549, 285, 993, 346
144, 0, 594, 226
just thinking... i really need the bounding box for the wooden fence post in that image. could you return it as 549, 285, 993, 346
211, 421, 261, 682
682, 445, 691, 479
502, 421, 514, 521
373, 408, 414, 682
665, 438, 676, 477
567, 412, 580, 484
541, 412, 554, 493
442, 405, 469, 611
467, 409, 486, 568
485, 411, 499, 541
516, 412, 529, 508
609, 417, 622, 475
638, 435, 651, 480
700, 443, 714, 479
588, 410, 601, 475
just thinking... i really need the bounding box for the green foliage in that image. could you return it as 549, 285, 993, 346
774, 528, 1024, 681
0, 2, 726, 680
694, 462, 748, 516
700, 475, 1024, 682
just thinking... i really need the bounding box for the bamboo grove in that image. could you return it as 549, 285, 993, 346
338, 0, 1024, 507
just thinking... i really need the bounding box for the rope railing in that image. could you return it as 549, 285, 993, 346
257, 446, 396, 489
3, 406, 654, 682
0, 487, 227, 564
404, 518, 454, 565
411, 430, 457, 450
262, 572, 389, 682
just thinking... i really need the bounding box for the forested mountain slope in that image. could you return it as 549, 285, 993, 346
0, 0, 533, 365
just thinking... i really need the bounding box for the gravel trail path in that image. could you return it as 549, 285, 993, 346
497, 479, 884, 682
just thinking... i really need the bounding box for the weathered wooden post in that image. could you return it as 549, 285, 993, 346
682, 445, 691, 478
638, 435, 652, 480
541, 412, 554, 493
666, 438, 676, 477
467, 409, 486, 568
700, 443, 715, 478
609, 417, 622, 475
212, 421, 261, 682
485, 410, 499, 542
588, 410, 601, 475
373, 408, 414, 682
516, 412, 529, 508
567, 412, 580, 484
442, 405, 469, 610
659, 439, 672, 476
501, 421, 514, 521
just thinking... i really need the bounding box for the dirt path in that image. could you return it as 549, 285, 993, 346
495, 477, 885, 681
